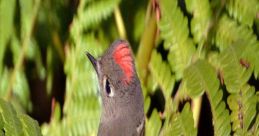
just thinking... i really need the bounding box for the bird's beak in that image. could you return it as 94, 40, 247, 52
86, 52, 98, 73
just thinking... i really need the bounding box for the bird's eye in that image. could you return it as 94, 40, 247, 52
103, 77, 114, 97
105, 80, 111, 94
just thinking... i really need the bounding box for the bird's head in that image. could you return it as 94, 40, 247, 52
86, 40, 140, 115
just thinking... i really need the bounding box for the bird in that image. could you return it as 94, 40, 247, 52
86, 39, 145, 136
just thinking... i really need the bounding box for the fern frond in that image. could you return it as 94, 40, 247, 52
18, 113, 42, 136
71, 0, 121, 36
160, 103, 197, 136
184, 59, 231, 136
215, 15, 258, 51
0, 99, 23, 135
0, 4, 38, 111
226, 0, 258, 27
0, 98, 42, 135
249, 114, 259, 135
159, 0, 195, 80
215, 15, 259, 78
61, 113, 100, 136
149, 50, 175, 99
145, 109, 162, 136
184, 60, 218, 98
185, 0, 212, 44
227, 84, 257, 135
218, 43, 253, 93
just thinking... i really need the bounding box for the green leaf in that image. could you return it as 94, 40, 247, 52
161, 103, 197, 136
226, 0, 258, 27
71, 0, 121, 36
185, 0, 212, 44
219, 43, 253, 93
19, 0, 36, 39
0, 0, 16, 73
0, 98, 23, 136
12, 70, 32, 112
215, 15, 258, 51
212, 95, 231, 136
149, 49, 175, 99
159, 0, 195, 80
144, 96, 151, 115
215, 15, 259, 79
184, 59, 231, 136
0, 98, 42, 136
184, 59, 219, 98
18, 114, 42, 136
227, 84, 257, 135
249, 114, 259, 136
145, 109, 162, 136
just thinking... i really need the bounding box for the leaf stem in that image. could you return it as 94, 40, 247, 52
192, 96, 202, 128
52, 31, 65, 63
114, 6, 127, 39
136, 13, 157, 85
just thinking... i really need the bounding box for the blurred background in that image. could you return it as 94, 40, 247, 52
0, 0, 259, 135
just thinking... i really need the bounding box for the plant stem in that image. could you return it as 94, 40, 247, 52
136, 13, 157, 85
192, 96, 202, 128
114, 6, 127, 39
52, 31, 65, 63
5, 0, 41, 100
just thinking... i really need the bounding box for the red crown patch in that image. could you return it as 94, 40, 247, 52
113, 43, 133, 84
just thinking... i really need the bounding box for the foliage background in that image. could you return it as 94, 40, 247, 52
0, 0, 259, 135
